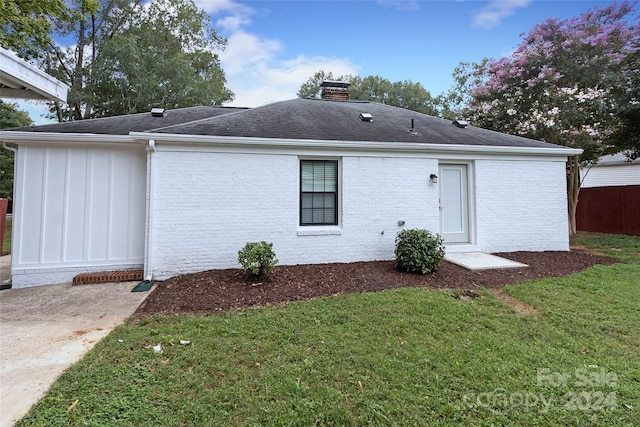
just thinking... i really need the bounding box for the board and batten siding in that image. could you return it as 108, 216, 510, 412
12, 145, 146, 287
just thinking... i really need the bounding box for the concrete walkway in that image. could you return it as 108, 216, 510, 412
0, 273, 151, 426
0, 255, 10, 285
445, 252, 528, 271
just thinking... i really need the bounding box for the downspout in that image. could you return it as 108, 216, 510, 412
144, 139, 156, 281
2, 142, 17, 285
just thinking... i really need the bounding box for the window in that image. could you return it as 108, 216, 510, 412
300, 160, 338, 225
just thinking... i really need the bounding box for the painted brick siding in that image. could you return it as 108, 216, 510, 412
149, 151, 440, 279
474, 159, 569, 252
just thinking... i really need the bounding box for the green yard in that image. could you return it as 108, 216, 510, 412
17, 234, 640, 426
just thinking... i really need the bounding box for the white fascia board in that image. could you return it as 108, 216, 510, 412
0, 131, 141, 147
0, 47, 69, 102
130, 132, 583, 158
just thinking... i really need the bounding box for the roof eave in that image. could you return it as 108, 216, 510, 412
0, 47, 69, 103
0, 131, 142, 147
130, 132, 584, 157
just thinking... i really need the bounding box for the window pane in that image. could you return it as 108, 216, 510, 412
301, 163, 314, 192
324, 163, 337, 192
323, 194, 335, 208
323, 208, 335, 223
301, 194, 312, 208
300, 160, 338, 225
312, 209, 324, 223
301, 208, 313, 224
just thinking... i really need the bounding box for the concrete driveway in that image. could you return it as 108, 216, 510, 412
0, 260, 151, 426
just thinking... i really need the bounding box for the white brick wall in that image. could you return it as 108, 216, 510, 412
148, 150, 440, 279
474, 159, 570, 252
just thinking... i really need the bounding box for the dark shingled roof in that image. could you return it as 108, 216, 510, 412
149, 98, 561, 149
8, 106, 247, 135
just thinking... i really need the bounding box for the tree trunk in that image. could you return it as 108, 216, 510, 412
72, 19, 86, 120
567, 155, 581, 236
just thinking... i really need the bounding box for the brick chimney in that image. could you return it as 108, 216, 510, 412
320, 80, 350, 100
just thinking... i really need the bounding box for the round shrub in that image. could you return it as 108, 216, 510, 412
394, 229, 445, 274
238, 241, 278, 277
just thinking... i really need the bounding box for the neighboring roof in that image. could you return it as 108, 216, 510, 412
8, 106, 247, 135
0, 47, 69, 102
592, 152, 639, 166
150, 98, 564, 150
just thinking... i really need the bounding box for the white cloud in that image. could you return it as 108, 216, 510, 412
222, 34, 358, 107
472, 0, 532, 30
210, 1, 359, 107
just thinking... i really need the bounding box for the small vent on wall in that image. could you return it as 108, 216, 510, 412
359, 113, 373, 122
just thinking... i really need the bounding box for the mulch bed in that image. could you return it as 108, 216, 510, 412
133, 249, 619, 319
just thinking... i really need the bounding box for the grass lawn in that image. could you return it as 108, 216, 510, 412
2, 219, 10, 254
18, 234, 640, 426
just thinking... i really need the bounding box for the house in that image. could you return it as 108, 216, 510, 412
0, 83, 581, 288
577, 153, 640, 236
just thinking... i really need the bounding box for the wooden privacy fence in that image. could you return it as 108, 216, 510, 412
0, 198, 7, 253
576, 185, 640, 236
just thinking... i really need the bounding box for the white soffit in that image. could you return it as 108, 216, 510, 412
0, 47, 69, 102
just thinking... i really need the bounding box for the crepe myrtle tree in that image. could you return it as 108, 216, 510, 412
465, 1, 640, 235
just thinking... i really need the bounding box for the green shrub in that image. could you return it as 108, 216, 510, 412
238, 241, 278, 277
394, 229, 445, 274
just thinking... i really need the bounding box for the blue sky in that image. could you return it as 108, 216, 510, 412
16, 0, 623, 124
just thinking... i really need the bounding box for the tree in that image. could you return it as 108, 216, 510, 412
610, 37, 640, 160
437, 59, 490, 120
88, 0, 234, 117
462, 1, 640, 234
298, 71, 438, 115
2, 0, 233, 120
0, 101, 33, 199
0, 0, 70, 60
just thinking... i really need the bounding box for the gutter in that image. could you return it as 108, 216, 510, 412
0, 131, 141, 147
144, 139, 156, 281
130, 132, 583, 157
1, 142, 17, 154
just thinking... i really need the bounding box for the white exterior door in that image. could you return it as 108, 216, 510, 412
439, 164, 470, 243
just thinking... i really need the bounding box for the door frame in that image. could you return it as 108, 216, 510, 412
438, 161, 475, 245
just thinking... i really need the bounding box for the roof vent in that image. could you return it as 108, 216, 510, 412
453, 119, 468, 128
359, 112, 373, 122
151, 108, 166, 117
408, 118, 419, 134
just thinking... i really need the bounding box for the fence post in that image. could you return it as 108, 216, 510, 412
0, 199, 7, 254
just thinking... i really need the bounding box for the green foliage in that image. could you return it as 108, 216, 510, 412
238, 241, 278, 277
0, 101, 32, 199
298, 70, 439, 115
394, 229, 445, 274
7, 0, 234, 121
0, 0, 70, 59
0, 101, 32, 129
88, 0, 233, 117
